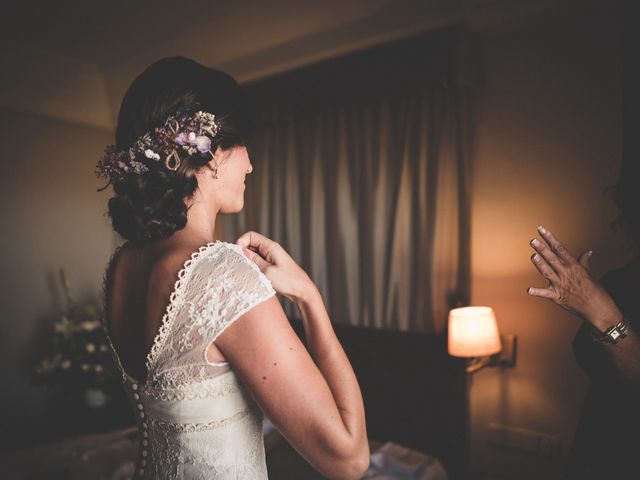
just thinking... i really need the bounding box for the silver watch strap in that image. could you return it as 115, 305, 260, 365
590, 317, 629, 345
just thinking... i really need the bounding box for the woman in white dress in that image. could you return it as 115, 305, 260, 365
98, 57, 369, 479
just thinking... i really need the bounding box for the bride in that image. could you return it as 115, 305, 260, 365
98, 56, 369, 479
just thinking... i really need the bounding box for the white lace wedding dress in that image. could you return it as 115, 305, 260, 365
102, 241, 277, 479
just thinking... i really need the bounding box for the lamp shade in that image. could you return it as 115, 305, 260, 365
448, 306, 502, 358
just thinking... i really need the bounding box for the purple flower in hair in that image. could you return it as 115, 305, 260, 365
95, 110, 221, 182
195, 135, 211, 153
174, 132, 187, 145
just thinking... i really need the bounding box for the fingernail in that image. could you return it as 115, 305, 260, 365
538, 226, 547, 235
588, 250, 594, 257
527, 287, 532, 294
532, 254, 539, 262
243, 248, 251, 257
531, 238, 540, 246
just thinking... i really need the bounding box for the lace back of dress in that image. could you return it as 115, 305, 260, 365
146, 242, 276, 394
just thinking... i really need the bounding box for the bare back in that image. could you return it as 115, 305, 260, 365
105, 242, 228, 383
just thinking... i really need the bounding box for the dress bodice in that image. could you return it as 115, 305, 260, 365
102, 241, 277, 479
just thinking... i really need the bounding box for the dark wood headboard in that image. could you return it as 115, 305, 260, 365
288, 317, 469, 480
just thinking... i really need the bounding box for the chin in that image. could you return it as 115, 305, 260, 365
222, 205, 244, 214
220, 194, 245, 214
232, 200, 245, 213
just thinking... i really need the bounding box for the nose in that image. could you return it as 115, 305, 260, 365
246, 162, 253, 174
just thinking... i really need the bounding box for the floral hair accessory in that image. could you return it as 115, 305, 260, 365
96, 110, 220, 183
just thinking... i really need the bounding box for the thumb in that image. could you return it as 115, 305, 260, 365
578, 250, 593, 270
242, 247, 271, 272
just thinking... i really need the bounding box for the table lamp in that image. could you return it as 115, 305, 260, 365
448, 306, 516, 373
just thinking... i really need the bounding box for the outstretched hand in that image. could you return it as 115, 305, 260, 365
236, 231, 315, 304
527, 226, 621, 330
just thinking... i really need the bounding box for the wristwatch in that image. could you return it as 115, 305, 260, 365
590, 317, 630, 345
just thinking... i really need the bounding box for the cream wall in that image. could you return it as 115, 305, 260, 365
0, 109, 114, 448
0, 45, 112, 130
470, 7, 624, 480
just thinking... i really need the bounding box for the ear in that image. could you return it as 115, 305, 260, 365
207, 148, 218, 169
194, 161, 214, 179
198, 147, 221, 176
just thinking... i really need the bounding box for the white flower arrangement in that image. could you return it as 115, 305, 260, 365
33, 269, 117, 392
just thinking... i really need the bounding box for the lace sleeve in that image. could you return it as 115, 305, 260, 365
148, 242, 277, 385
176, 242, 276, 348
196, 243, 277, 344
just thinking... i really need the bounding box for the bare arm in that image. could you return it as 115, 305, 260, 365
215, 231, 369, 480
295, 285, 369, 460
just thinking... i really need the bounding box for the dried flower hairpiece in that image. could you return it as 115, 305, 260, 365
95, 110, 220, 184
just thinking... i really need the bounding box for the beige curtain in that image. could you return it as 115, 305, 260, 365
223, 87, 471, 333
224, 29, 474, 333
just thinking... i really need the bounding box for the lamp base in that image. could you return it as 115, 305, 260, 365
465, 334, 517, 373
495, 333, 517, 367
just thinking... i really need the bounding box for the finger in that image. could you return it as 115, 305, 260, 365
530, 237, 564, 274
530, 252, 560, 283
236, 231, 280, 263
537, 226, 575, 264
577, 250, 593, 270
236, 230, 267, 249
527, 286, 556, 299
242, 247, 271, 272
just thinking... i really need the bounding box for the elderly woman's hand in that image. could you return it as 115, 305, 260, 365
527, 226, 623, 331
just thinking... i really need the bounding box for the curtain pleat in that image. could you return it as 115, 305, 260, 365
224, 83, 472, 333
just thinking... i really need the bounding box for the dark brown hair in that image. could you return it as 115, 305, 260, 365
107, 56, 250, 243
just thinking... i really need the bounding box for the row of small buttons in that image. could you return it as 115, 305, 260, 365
132, 383, 148, 477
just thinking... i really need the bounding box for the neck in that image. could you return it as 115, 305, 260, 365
179, 197, 218, 245
150, 192, 219, 255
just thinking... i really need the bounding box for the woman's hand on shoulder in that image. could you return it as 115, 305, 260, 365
236, 231, 317, 304
526, 226, 622, 330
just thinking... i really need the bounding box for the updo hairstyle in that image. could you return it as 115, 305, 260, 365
107, 56, 250, 243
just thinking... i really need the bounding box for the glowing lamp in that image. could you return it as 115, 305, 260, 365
448, 306, 502, 359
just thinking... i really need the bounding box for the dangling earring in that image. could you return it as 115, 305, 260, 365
211, 159, 220, 180
209, 149, 220, 179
